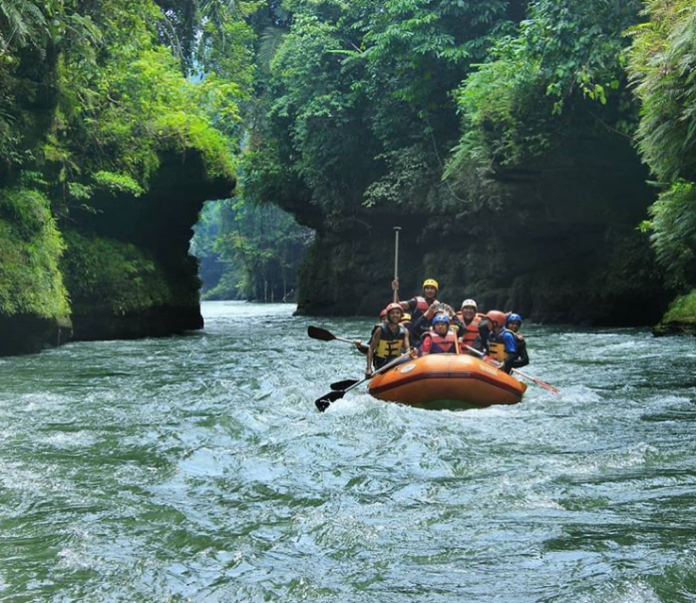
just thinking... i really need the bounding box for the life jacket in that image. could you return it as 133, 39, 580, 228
425, 329, 459, 354
458, 313, 484, 349
488, 329, 516, 362
414, 296, 429, 312
374, 323, 407, 365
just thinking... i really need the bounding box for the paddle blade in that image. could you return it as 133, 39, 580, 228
330, 378, 360, 391
534, 380, 560, 394
307, 326, 335, 342
315, 390, 344, 412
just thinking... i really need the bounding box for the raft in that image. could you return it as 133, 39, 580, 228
368, 353, 527, 410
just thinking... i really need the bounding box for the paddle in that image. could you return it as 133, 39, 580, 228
307, 326, 369, 354
393, 226, 401, 303
315, 350, 414, 412
462, 344, 560, 395
330, 378, 360, 390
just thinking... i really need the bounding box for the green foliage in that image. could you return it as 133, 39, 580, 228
446, 0, 642, 188
0, 188, 70, 318
192, 195, 311, 301
628, 0, 696, 184
92, 171, 145, 197
52, 8, 241, 198
662, 288, 696, 324
62, 231, 172, 315
250, 0, 521, 217
640, 180, 696, 287
628, 0, 696, 287
0, 0, 47, 55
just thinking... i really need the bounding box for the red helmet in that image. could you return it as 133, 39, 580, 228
486, 310, 507, 328
379, 308, 387, 319
386, 302, 403, 316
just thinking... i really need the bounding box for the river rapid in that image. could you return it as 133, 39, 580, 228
1, 301, 695, 603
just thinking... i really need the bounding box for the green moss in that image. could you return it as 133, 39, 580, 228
662, 289, 696, 324
62, 231, 172, 316
0, 188, 70, 319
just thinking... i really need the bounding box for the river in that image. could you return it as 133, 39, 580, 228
0, 301, 695, 602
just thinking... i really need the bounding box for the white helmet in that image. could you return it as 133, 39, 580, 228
461, 299, 477, 310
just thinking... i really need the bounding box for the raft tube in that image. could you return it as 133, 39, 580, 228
368, 353, 527, 410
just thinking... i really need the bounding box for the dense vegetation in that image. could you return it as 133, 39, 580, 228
627, 0, 696, 327
1, 0, 695, 351
193, 197, 310, 301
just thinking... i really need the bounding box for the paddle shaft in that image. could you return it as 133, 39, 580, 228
307, 326, 369, 354
393, 226, 400, 303
345, 349, 412, 394
315, 349, 414, 411
463, 344, 559, 394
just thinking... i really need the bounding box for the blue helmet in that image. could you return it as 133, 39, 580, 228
432, 314, 450, 327
506, 313, 522, 325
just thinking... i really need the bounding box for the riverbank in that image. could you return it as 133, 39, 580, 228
653, 288, 696, 336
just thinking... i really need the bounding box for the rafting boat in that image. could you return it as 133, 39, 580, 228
367, 353, 527, 410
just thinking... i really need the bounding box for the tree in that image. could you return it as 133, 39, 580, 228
628, 0, 696, 288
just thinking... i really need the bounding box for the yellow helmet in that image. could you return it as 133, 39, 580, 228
422, 278, 439, 291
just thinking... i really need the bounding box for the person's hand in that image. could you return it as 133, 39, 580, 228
391, 278, 399, 290
365, 368, 373, 378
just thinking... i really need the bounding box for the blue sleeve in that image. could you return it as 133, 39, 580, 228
503, 331, 517, 353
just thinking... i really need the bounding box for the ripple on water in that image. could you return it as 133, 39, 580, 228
0, 305, 695, 602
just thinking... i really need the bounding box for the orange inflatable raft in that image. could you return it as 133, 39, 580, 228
368, 353, 527, 410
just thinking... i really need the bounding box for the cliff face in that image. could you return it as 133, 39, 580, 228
0, 150, 233, 357
61, 151, 234, 342
293, 132, 671, 325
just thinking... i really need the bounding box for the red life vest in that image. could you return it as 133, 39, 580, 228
458, 313, 486, 349
414, 296, 432, 312
424, 330, 459, 354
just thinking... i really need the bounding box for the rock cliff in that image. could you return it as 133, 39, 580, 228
292, 132, 672, 325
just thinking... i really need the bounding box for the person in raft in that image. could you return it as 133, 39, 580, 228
366, 303, 411, 377
505, 313, 529, 369
420, 314, 460, 355
393, 278, 441, 341
456, 298, 486, 352
355, 306, 388, 354
481, 310, 519, 373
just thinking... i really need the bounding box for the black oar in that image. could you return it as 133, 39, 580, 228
463, 344, 560, 394
330, 378, 360, 390
307, 326, 369, 354
315, 350, 414, 412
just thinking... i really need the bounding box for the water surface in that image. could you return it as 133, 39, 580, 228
0, 302, 695, 602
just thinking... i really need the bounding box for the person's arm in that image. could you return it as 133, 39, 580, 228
392, 279, 400, 303
399, 297, 416, 312
403, 329, 410, 353
512, 337, 529, 368
366, 329, 381, 376
420, 334, 432, 355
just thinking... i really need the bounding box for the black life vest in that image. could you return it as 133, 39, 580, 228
374, 324, 407, 368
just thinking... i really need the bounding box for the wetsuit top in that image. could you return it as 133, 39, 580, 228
406, 297, 440, 342
511, 332, 529, 369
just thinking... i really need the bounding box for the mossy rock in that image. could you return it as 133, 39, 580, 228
0, 188, 70, 320
653, 289, 696, 336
